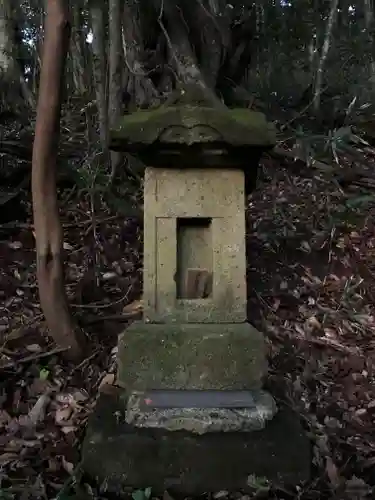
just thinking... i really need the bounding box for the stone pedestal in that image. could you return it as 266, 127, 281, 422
82, 391, 311, 495
117, 323, 267, 392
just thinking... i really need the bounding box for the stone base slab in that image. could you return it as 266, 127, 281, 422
126, 390, 277, 433
81, 391, 311, 495
117, 322, 267, 391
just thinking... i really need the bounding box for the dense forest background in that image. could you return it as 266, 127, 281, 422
1, 0, 375, 210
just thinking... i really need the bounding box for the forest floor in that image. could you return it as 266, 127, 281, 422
0, 152, 375, 500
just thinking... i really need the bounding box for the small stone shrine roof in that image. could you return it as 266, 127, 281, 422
109, 84, 276, 153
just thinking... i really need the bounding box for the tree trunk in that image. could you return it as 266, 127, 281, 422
0, 0, 16, 77
70, 0, 96, 146
0, 0, 35, 110
363, 0, 375, 80
159, 0, 211, 90
70, 1, 88, 96
128, 0, 259, 106
313, 0, 339, 112
31, 0, 86, 360
108, 0, 123, 181
90, 0, 109, 150
122, 0, 158, 107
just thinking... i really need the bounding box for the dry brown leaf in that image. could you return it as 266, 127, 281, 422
55, 407, 73, 425
344, 476, 371, 499
306, 316, 321, 330
61, 455, 74, 474
326, 456, 340, 488
60, 425, 77, 434
123, 299, 144, 314
99, 373, 115, 391
8, 241, 22, 249
0, 452, 18, 465
0, 410, 11, 428
26, 392, 51, 427
71, 389, 89, 403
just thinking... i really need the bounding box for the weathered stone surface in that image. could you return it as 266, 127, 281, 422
81, 391, 311, 495
143, 167, 247, 323
117, 323, 267, 391
109, 85, 276, 152
126, 390, 277, 433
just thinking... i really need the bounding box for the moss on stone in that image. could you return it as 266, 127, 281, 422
117, 322, 267, 391
81, 392, 311, 494
110, 87, 276, 150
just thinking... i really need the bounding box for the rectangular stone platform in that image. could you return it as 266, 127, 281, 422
82, 391, 311, 495
117, 322, 267, 391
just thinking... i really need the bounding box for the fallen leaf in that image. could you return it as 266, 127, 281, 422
8, 241, 22, 249
55, 407, 73, 425
63, 241, 74, 251
25, 344, 42, 353
99, 373, 115, 391
0, 452, 18, 465
213, 491, 229, 499
60, 425, 77, 434
61, 455, 74, 474
27, 392, 51, 427
344, 476, 371, 499
301, 241, 311, 252
123, 299, 144, 314
102, 271, 117, 280
326, 456, 340, 489
39, 368, 50, 380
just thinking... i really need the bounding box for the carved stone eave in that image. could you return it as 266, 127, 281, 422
110, 141, 269, 170
109, 104, 276, 153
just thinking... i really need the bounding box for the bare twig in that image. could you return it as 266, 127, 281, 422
0, 346, 69, 370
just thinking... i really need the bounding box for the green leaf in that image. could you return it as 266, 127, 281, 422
131, 488, 152, 500
346, 195, 375, 208
132, 490, 146, 500
333, 126, 352, 142
39, 368, 50, 380
0, 489, 15, 500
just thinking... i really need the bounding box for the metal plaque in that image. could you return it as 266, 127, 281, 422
136, 390, 258, 410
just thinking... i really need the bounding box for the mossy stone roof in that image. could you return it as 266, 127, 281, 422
110, 87, 276, 151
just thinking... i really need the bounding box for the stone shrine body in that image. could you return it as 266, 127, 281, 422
82, 85, 310, 494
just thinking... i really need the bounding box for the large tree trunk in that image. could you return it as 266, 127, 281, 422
31, 0, 85, 360
126, 0, 258, 107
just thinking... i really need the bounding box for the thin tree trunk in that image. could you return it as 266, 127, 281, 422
363, 0, 375, 79
70, 1, 96, 146
313, 0, 339, 112
70, 3, 87, 96
90, 1, 108, 150
108, 0, 123, 182
0, 0, 15, 77
0, 0, 35, 110
31, 0, 86, 360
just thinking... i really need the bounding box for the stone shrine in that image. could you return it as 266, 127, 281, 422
82, 86, 310, 494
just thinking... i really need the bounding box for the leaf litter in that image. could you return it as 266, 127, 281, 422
0, 158, 374, 499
